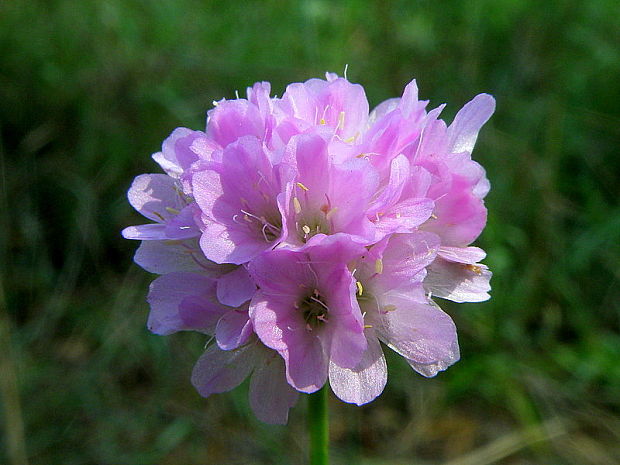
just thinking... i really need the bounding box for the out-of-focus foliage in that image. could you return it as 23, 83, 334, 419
1, 0, 619, 463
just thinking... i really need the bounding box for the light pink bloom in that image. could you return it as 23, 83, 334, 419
121, 173, 200, 241
330, 232, 459, 405
192, 136, 294, 264
249, 234, 367, 393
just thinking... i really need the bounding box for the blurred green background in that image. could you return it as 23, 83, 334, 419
1, 0, 619, 463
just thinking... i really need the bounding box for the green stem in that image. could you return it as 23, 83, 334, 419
308, 385, 329, 465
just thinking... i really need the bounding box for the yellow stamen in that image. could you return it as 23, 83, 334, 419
302, 225, 311, 235
165, 207, 180, 215
363, 324, 373, 329
465, 264, 483, 275
319, 118, 326, 125
296, 182, 309, 191
430, 213, 438, 220
337, 111, 345, 130
374, 258, 383, 274
293, 197, 302, 214
356, 281, 364, 296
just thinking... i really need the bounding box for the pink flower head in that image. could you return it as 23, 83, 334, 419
122, 72, 495, 424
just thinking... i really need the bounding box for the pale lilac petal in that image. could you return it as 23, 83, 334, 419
147, 272, 226, 335
376, 298, 459, 370
216, 310, 253, 350
368, 98, 400, 125
438, 246, 487, 264
127, 173, 185, 223
152, 127, 195, 177
217, 266, 256, 307
422, 188, 487, 246
133, 239, 215, 274
367, 155, 410, 216
122, 224, 168, 240
399, 79, 425, 119
199, 221, 270, 265
154, 128, 213, 184
249, 352, 300, 424
413, 106, 448, 160
191, 343, 259, 397
250, 291, 327, 393
371, 197, 435, 239
320, 268, 366, 370
152, 152, 183, 178
285, 335, 328, 393
407, 347, 460, 378
164, 204, 201, 239
447, 93, 495, 154
425, 258, 492, 303
206, 99, 265, 147
328, 329, 387, 405
372, 231, 440, 287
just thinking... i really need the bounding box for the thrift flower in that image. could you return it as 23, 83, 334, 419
123, 71, 495, 424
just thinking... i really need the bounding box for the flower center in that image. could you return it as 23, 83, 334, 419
298, 289, 329, 330
293, 184, 337, 243
236, 208, 282, 243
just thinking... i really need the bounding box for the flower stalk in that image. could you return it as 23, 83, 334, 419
308, 385, 329, 465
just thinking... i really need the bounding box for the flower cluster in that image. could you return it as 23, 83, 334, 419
123, 73, 494, 424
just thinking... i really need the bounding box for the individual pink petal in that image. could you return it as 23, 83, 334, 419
284, 334, 328, 393
425, 258, 492, 303
368, 98, 400, 125
216, 266, 256, 307
133, 239, 220, 275
412, 105, 448, 161
367, 155, 410, 217
407, 343, 460, 378
319, 268, 367, 370
399, 79, 428, 120
121, 223, 168, 240
447, 93, 496, 154
127, 173, 185, 223
328, 329, 387, 405
371, 231, 441, 287
199, 221, 271, 265
206, 99, 265, 148
422, 185, 488, 246
164, 204, 201, 240
191, 343, 259, 397
438, 246, 487, 264
250, 292, 327, 393
152, 127, 196, 177
249, 351, 300, 425
215, 309, 253, 350
147, 272, 226, 335
376, 298, 459, 369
